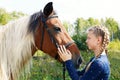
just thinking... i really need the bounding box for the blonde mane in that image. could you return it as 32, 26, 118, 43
0, 16, 35, 80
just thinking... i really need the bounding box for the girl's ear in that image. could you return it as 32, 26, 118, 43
43, 2, 53, 17
97, 36, 102, 44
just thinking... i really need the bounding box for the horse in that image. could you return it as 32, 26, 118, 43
0, 2, 82, 80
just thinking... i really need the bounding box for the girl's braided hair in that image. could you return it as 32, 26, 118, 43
87, 25, 110, 57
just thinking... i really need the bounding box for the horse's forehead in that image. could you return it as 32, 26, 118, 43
47, 19, 65, 32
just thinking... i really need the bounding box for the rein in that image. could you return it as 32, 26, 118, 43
40, 14, 74, 80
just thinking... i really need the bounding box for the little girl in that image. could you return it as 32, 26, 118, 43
58, 25, 110, 80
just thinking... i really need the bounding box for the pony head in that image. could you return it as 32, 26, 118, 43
30, 2, 83, 68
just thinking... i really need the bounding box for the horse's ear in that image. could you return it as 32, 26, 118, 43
43, 2, 53, 17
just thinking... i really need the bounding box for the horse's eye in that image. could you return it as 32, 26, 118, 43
54, 27, 61, 32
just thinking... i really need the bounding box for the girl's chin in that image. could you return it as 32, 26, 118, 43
88, 47, 93, 50
88, 46, 91, 49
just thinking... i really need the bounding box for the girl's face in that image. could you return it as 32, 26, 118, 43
86, 31, 99, 51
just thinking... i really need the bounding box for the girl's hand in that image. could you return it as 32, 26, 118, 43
57, 45, 72, 62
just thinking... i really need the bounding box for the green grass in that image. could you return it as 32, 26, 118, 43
107, 40, 120, 80
108, 51, 120, 80
19, 50, 71, 80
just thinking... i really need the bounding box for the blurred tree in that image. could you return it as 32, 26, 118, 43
0, 8, 27, 25
87, 17, 100, 26
73, 18, 89, 50
74, 18, 87, 36
105, 18, 119, 40
63, 21, 74, 36
74, 17, 100, 36
10, 11, 27, 20
0, 8, 10, 25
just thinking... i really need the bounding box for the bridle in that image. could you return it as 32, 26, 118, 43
40, 14, 74, 50
40, 13, 74, 80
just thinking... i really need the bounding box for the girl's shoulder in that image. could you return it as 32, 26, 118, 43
96, 55, 109, 63
92, 55, 110, 69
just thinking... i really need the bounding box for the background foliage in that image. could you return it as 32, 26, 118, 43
0, 8, 120, 80
0, 8, 27, 25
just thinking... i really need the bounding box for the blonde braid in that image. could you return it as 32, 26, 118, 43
100, 26, 110, 54
94, 25, 110, 57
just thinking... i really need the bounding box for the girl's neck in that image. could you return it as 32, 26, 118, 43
94, 50, 106, 58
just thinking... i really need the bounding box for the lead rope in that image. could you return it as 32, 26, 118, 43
56, 43, 66, 80
62, 41, 74, 80
63, 62, 66, 80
